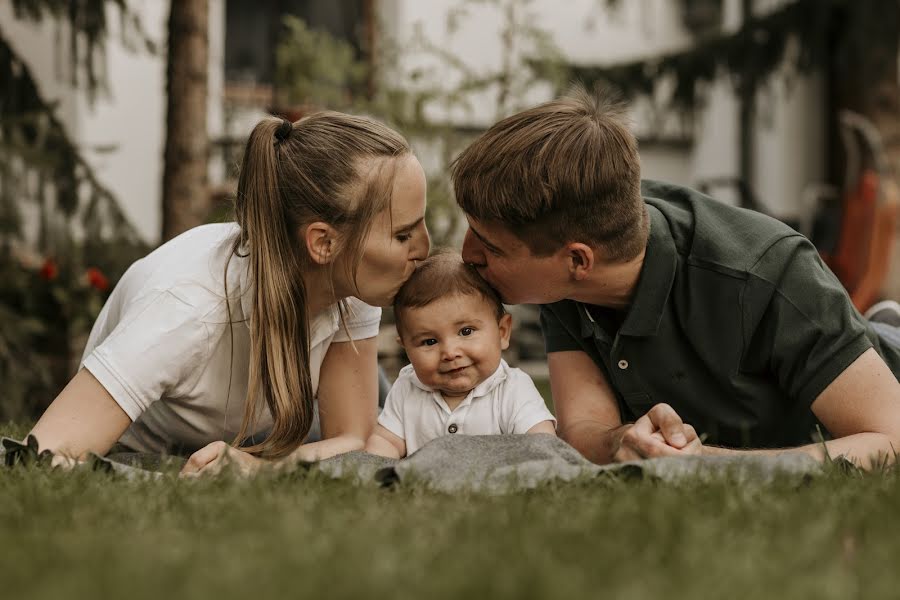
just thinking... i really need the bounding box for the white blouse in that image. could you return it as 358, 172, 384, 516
81, 223, 381, 454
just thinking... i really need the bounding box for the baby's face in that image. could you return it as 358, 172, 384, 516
398, 293, 512, 401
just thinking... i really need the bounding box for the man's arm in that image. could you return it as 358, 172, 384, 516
549, 351, 697, 464
702, 348, 900, 468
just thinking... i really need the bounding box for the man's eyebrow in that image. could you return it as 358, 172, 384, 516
469, 225, 503, 254
393, 216, 425, 234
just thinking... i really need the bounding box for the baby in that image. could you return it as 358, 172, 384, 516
365, 250, 556, 458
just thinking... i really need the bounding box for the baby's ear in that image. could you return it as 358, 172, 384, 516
498, 313, 512, 351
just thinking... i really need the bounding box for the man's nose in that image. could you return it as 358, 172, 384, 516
461, 229, 485, 266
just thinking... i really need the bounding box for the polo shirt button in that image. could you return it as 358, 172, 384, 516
618, 359, 629, 370
448, 424, 458, 434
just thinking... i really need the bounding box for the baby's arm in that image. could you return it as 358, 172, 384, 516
526, 420, 557, 435
505, 368, 558, 436
365, 424, 407, 459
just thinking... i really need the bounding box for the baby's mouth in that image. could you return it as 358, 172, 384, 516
441, 365, 471, 375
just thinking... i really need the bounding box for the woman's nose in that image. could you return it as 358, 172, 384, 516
413, 223, 430, 261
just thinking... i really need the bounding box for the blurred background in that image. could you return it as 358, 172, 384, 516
2, 0, 899, 420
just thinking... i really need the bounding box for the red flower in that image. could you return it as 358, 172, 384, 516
39, 258, 58, 281
86, 267, 109, 292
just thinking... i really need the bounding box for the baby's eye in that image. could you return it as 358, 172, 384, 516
421, 338, 438, 346
459, 327, 474, 336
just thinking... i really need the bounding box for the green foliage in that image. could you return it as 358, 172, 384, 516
9, 0, 157, 98
1, 446, 899, 599
275, 15, 368, 111
274, 0, 568, 246
0, 3, 151, 420
0, 244, 144, 422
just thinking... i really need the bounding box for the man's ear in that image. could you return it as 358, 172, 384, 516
565, 243, 595, 281
304, 222, 340, 265
498, 313, 512, 351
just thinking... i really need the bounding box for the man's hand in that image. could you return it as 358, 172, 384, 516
180, 441, 265, 477
612, 403, 703, 462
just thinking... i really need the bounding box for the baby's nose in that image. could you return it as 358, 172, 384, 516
441, 342, 462, 359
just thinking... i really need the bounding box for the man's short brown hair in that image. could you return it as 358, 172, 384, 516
450, 84, 648, 262
394, 249, 505, 337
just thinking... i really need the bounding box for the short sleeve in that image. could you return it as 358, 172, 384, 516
333, 297, 382, 342
502, 369, 557, 434
376, 374, 409, 440
82, 291, 210, 421
540, 303, 584, 353
745, 236, 873, 408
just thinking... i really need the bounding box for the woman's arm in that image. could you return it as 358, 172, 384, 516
29, 369, 131, 459
280, 337, 380, 464
364, 424, 406, 459
181, 337, 381, 476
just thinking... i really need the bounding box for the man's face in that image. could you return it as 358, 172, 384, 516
460, 215, 569, 305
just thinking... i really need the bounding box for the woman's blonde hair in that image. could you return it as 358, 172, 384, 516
232, 111, 409, 458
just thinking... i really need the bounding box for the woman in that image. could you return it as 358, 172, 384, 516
30, 112, 430, 475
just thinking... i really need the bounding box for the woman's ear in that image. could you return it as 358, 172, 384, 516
304, 222, 340, 265
498, 313, 512, 351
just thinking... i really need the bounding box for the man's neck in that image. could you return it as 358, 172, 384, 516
568, 250, 646, 310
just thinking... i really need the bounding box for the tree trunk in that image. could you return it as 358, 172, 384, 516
161, 0, 209, 242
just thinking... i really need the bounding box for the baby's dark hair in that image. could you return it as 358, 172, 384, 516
394, 249, 505, 336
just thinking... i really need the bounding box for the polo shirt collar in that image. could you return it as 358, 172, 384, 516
584, 205, 676, 338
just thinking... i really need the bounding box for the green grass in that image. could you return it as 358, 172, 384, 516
3, 424, 899, 599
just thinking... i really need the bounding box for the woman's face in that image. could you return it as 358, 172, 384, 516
349, 154, 430, 307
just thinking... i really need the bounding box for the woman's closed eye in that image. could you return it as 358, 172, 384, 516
395, 233, 412, 243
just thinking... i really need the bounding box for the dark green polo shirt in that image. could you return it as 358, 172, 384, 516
540, 180, 900, 448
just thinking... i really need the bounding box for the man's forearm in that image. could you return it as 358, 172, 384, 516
558, 420, 626, 465
703, 432, 898, 469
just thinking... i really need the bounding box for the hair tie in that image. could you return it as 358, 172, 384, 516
274, 118, 292, 143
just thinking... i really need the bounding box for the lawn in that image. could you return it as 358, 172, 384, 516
2, 421, 898, 600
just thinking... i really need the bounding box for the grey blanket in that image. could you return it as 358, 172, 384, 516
2, 434, 828, 491
315, 433, 826, 493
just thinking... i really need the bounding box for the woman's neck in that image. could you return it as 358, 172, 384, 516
302, 266, 341, 317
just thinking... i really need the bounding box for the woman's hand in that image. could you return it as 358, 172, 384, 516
180, 441, 265, 477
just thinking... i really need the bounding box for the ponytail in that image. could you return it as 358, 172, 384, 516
233, 118, 314, 458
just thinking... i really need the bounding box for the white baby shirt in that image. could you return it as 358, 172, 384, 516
81, 223, 381, 454
377, 359, 556, 455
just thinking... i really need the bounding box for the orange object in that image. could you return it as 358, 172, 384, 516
825, 169, 879, 292
850, 180, 900, 313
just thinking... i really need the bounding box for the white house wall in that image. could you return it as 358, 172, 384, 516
3, 0, 225, 245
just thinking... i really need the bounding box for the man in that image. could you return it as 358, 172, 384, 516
450, 85, 900, 468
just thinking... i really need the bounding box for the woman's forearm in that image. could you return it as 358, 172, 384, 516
278, 433, 366, 466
